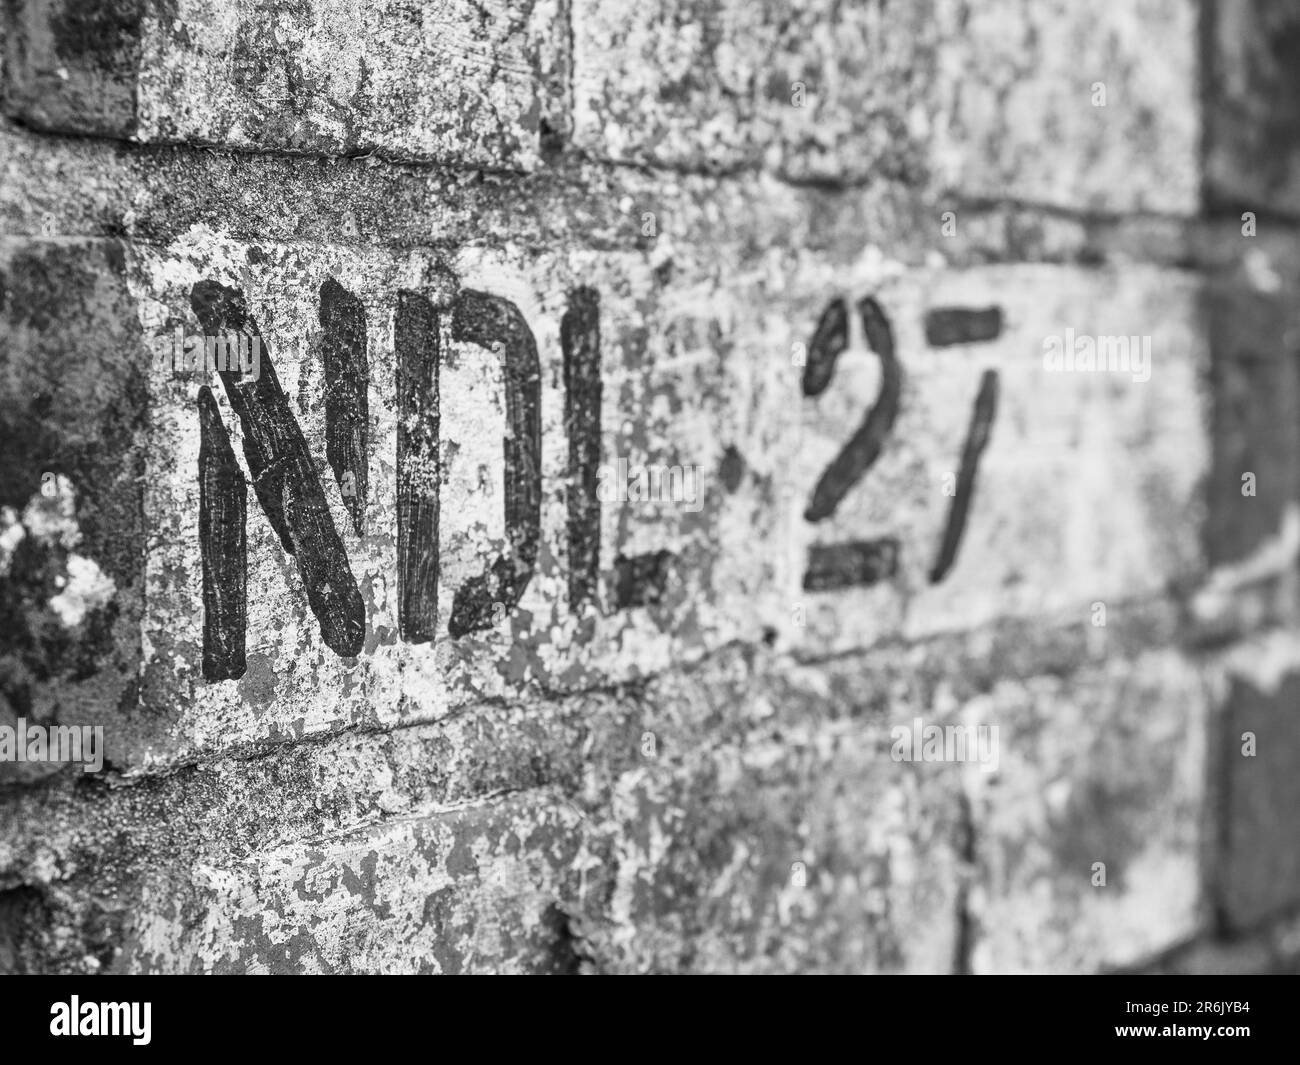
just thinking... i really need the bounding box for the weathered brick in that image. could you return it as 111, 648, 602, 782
1212, 639, 1300, 931
928, 0, 1198, 214
571, 654, 967, 974
967, 650, 1210, 973
1, 0, 143, 137
1203, 0, 1300, 216
1183, 225, 1300, 664
3, 0, 1295, 979
1202, 231, 1300, 571
572, 0, 1198, 211
3, 0, 569, 170
130, 796, 588, 974
0, 237, 146, 783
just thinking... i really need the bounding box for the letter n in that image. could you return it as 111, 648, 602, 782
190, 281, 365, 669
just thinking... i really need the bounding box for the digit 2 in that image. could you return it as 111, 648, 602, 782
799, 295, 1002, 591
800, 295, 903, 592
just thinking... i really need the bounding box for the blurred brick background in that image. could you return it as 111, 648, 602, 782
0, 0, 1297, 973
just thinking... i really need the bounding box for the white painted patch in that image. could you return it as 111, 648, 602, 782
1223, 630, 1300, 696
1194, 503, 1300, 623
22, 474, 81, 549
49, 555, 117, 628
0, 506, 26, 576
1243, 248, 1282, 293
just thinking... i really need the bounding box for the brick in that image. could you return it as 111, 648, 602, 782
0, 688, 619, 972
1203, 0, 1300, 216
572, 0, 1198, 212
571, 0, 937, 184
1202, 232, 1300, 569
3, 0, 569, 170
0, 238, 146, 783
967, 650, 1211, 973
928, 0, 1198, 214
130, 796, 587, 974
571, 654, 966, 974
1185, 225, 1300, 653
1213, 638, 1300, 931
1, 0, 142, 137
784, 263, 1208, 656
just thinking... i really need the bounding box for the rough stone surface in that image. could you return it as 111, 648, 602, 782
968, 649, 1210, 973
0, 238, 147, 785
0, 0, 1297, 975
1215, 657, 1300, 931
1204, 0, 1300, 216
572, 0, 1199, 211
3, 0, 569, 170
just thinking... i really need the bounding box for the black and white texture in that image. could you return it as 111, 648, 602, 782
0, 0, 1298, 975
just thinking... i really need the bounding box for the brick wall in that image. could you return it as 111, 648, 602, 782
0, 0, 1296, 974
